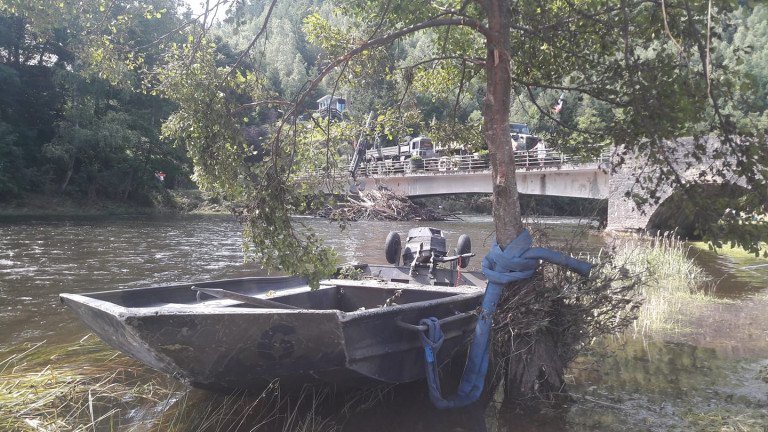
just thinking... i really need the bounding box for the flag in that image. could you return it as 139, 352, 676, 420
553, 92, 565, 113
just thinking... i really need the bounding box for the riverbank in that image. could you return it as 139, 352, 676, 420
0, 190, 228, 219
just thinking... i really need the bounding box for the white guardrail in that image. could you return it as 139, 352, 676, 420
350, 150, 611, 177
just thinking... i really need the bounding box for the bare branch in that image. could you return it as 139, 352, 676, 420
404, 55, 485, 69
222, 0, 279, 84
233, 99, 292, 114
661, 0, 684, 52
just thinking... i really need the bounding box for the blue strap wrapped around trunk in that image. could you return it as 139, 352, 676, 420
419, 229, 591, 409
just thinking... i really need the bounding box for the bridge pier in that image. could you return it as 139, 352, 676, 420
605, 155, 666, 233
606, 192, 655, 233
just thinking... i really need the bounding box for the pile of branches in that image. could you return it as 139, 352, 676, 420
319, 188, 460, 221
490, 236, 642, 405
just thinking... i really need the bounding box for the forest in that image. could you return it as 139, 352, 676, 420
1, 0, 767, 207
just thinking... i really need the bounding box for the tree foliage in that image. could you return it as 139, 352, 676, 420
2, 0, 768, 405
0, 0, 191, 202
2, 0, 768, 268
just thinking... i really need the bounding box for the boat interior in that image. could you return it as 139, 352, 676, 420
78, 277, 478, 313
245, 281, 464, 312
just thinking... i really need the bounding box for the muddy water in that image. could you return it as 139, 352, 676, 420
0, 215, 766, 431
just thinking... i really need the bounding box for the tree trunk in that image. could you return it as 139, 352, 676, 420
482, 0, 524, 248
60, 78, 79, 194
482, 0, 563, 404
58, 158, 74, 194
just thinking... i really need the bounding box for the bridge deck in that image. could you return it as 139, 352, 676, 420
349, 150, 611, 199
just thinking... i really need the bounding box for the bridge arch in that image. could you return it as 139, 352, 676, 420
645, 183, 749, 238
606, 140, 748, 236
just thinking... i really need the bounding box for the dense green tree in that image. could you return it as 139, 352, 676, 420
0, 0, 192, 202
1, 0, 767, 403
717, 4, 768, 130
0, 62, 61, 197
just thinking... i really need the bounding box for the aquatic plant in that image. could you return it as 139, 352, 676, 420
0, 335, 180, 431
152, 385, 343, 432
613, 232, 720, 334
0, 336, 393, 431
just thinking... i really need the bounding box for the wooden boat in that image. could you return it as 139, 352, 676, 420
60, 262, 486, 392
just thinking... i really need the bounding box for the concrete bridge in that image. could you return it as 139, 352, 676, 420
347, 142, 736, 234
352, 150, 611, 200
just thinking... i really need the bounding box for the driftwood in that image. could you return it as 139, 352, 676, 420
490, 231, 642, 405
318, 188, 461, 221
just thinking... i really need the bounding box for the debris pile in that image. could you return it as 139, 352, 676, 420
490, 232, 641, 403
319, 188, 460, 221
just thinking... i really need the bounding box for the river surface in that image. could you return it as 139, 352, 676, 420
1, 214, 766, 431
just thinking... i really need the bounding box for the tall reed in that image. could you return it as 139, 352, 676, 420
611, 232, 718, 334
0, 335, 182, 431
0, 335, 386, 431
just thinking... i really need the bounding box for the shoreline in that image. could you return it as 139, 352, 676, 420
0, 190, 228, 219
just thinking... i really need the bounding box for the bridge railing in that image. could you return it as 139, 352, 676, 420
350, 149, 610, 178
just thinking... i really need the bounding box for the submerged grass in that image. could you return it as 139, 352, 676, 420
609, 232, 723, 335
153, 385, 344, 432
0, 335, 181, 431
0, 335, 392, 431
683, 407, 768, 432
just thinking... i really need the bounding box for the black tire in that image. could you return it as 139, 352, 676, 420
384, 231, 401, 265
456, 234, 471, 268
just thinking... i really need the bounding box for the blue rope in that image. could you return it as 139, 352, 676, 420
419, 229, 591, 409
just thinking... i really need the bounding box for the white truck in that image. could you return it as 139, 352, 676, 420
510, 122, 540, 151
365, 136, 438, 162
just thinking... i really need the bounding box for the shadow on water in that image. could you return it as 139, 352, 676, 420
688, 246, 768, 299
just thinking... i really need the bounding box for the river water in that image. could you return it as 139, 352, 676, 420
1, 214, 766, 431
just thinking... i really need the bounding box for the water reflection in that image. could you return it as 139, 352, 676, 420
689, 247, 768, 298
563, 335, 768, 431
0, 215, 262, 349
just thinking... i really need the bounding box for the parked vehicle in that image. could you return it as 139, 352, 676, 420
509, 122, 540, 151
365, 136, 438, 162
348, 119, 543, 178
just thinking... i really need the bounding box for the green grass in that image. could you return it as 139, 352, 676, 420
690, 240, 768, 261
610, 233, 724, 335
0, 335, 181, 431
0, 336, 376, 431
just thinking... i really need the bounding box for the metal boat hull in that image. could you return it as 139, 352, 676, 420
60, 264, 486, 392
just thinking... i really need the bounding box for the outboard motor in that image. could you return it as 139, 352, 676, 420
384, 227, 473, 278
402, 227, 447, 265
